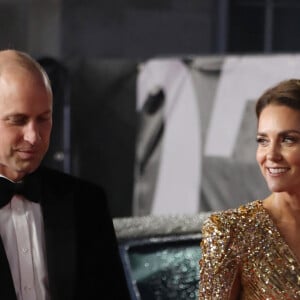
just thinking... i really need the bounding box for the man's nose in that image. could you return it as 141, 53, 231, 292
24, 122, 41, 144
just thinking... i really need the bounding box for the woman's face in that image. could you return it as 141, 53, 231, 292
256, 104, 300, 194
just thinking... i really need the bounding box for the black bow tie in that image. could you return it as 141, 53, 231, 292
0, 172, 41, 208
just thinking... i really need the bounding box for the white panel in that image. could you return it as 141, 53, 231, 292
205, 54, 300, 157
136, 58, 201, 215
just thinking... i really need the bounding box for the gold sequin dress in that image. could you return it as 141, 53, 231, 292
199, 200, 300, 299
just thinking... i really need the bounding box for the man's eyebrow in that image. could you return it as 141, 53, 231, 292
4, 110, 52, 117
3, 113, 27, 119
41, 110, 52, 115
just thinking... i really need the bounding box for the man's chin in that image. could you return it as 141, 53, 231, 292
14, 161, 40, 175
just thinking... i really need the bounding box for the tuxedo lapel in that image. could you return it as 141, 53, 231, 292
0, 237, 17, 299
39, 172, 77, 300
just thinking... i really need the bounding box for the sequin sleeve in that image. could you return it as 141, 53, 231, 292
198, 213, 241, 300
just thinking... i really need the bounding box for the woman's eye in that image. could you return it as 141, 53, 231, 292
282, 136, 296, 143
256, 137, 268, 145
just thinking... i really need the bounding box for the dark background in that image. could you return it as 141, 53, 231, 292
1, 0, 300, 217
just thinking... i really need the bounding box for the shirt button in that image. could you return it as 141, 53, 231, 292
24, 285, 31, 292
22, 247, 29, 253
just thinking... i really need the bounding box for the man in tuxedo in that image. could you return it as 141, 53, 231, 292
0, 49, 131, 300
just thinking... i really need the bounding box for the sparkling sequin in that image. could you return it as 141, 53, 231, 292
199, 200, 300, 299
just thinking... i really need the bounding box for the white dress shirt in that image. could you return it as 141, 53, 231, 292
0, 193, 50, 300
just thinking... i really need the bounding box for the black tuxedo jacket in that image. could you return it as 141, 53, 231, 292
0, 166, 131, 300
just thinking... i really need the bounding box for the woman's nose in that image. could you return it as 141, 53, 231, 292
266, 144, 282, 161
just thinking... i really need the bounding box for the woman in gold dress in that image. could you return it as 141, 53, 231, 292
199, 79, 300, 299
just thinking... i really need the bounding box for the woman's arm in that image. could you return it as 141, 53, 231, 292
198, 214, 241, 300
